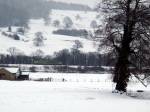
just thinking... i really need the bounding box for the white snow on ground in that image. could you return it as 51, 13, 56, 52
0, 9, 101, 56
0, 73, 150, 112
29, 73, 109, 82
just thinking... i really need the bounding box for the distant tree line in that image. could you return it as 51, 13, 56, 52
0, 50, 114, 66
53, 29, 88, 37
46, 1, 92, 11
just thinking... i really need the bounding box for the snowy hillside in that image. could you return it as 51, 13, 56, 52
0, 9, 101, 56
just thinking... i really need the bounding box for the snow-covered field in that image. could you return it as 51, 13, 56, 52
0, 73, 150, 112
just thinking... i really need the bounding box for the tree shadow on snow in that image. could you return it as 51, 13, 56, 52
127, 90, 150, 100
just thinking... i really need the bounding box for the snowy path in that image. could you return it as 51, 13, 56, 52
0, 81, 150, 112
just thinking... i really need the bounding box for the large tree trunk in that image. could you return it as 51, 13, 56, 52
113, 9, 134, 92
113, 40, 131, 92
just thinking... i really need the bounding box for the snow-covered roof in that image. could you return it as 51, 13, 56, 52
0, 67, 19, 74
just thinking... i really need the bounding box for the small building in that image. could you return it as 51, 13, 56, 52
0, 67, 20, 80
0, 67, 29, 80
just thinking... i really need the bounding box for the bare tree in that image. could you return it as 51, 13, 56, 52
33, 32, 44, 47
43, 14, 51, 26
75, 14, 81, 20
53, 20, 60, 27
90, 20, 98, 29
73, 40, 83, 50
63, 16, 73, 28
31, 49, 44, 58
8, 26, 12, 32
71, 40, 83, 65
97, 0, 150, 92
7, 47, 23, 56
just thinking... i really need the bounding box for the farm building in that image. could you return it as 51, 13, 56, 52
0, 67, 19, 80
0, 67, 29, 80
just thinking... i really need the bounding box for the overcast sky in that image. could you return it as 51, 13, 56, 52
47, 0, 100, 8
